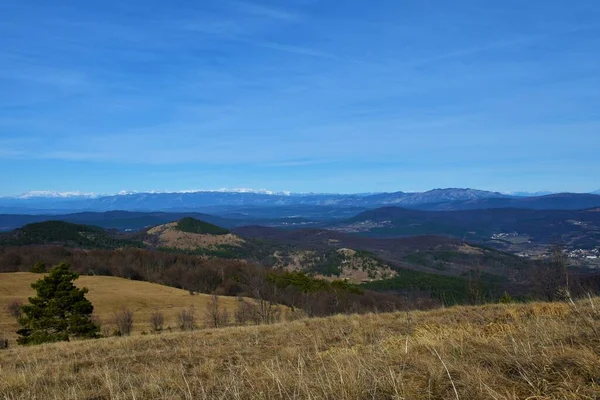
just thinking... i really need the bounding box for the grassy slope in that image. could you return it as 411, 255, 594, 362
0, 273, 243, 340
1, 297, 599, 399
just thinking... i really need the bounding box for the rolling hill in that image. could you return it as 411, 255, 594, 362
0, 272, 247, 341
0, 216, 535, 291
334, 206, 600, 254
0, 211, 234, 232
0, 220, 142, 249
413, 193, 600, 211
233, 226, 533, 280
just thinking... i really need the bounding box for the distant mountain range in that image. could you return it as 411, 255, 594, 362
2, 188, 599, 214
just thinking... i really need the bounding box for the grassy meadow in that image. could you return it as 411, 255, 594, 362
0, 289, 599, 399
0, 273, 245, 341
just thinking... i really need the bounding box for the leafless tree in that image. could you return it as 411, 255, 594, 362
114, 308, 134, 336
204, 294, 229, 328
242, 272, 281, 324
149, 310, 164, 332
235, 298, 258, 325
178, 306, 197, 331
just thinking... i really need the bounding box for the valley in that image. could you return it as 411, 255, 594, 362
3, 0, 600, 396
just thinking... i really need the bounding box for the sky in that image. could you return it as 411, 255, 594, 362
1, 0, 599, 196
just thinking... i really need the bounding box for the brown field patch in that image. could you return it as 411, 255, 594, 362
0, 272, 247, 340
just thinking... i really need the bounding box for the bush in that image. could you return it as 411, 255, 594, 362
178, 306, 197, 331
0, 338, 8, 350
114, 308, 134, 336
235, 299, 261, 325
149, 310, 164, 332
7, 300, 23, 319
204, 295, 229, 328
499, 292, 514, 304
29, 262, 46, 273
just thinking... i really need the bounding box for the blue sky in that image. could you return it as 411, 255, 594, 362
1, 0, 599, 196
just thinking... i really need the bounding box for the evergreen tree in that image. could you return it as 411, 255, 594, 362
17, 263, 100, 345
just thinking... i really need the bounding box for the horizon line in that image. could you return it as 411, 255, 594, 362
3, 187, 599, 199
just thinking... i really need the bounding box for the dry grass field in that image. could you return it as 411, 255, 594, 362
1, 290, 599, 399
0, 273, 244, 340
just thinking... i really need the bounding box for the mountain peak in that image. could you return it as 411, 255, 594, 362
17, 191, 98, 199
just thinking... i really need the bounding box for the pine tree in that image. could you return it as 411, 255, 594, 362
17, 263, 100, 345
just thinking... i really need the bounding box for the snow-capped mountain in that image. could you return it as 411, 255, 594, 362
505, 191, 555, 197
0, 188, 510, 212
2, 188, 599, 213
17, 191, 99, 199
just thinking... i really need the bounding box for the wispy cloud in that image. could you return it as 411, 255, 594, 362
227, 1, 300, 21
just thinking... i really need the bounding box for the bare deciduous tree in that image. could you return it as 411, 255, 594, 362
204, 294, 229, 328
241, 272, 281, 324
149, 310, 164, 332
178, 306, 197, 331
114, 308, 134, 336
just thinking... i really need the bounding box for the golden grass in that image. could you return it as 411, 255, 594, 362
0, 272, 244, 340
1, 295, 599, 399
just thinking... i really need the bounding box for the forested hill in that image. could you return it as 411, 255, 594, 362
0, 221, 142, 249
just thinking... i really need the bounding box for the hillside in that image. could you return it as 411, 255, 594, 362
1, 297, 598, 399
0, 217, 534, 285
0, 211, 235, 232
144, 220, 246, 255
335, 206, 600, 257
0, 220, 141, 249
0, 272, 248, 341
413, 192, 600, 211
234, 226, 533, 279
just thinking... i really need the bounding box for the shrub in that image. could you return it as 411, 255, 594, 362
235, 299, 261, 325
0, 338, 8, 350
114, 308, 134, 336
204, 295, 229, 328
499, 292, 514, 304
178, 306, 197, 331
149, 310, 164, 332
7, 300, 23, 319
101, 324, 112, 338
29, 262, 46, 273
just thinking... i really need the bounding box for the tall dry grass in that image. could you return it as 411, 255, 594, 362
1, 297, 599, 399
